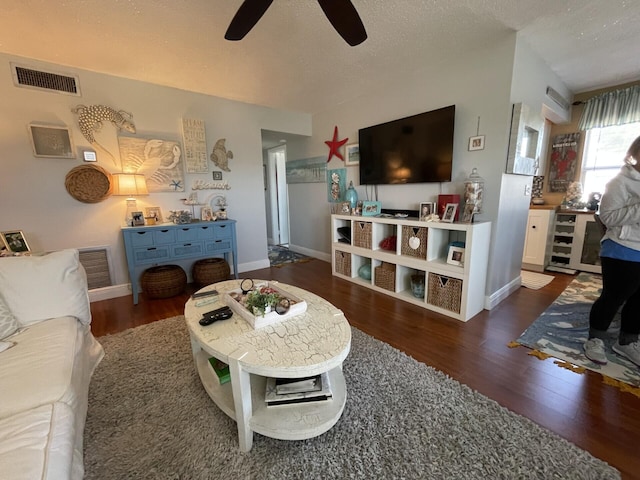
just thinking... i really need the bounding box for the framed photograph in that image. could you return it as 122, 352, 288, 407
132, 211, 145, 226
144, 207, 163, 224
362, 200, 382, 217
461, 203, 475, 223
345, 144, 360, 166
201, 206, 214, 221
1, 231, 30, 253
447, 246, 465, 266
340, 201, 352, 214
442, 203, 458, 223
212, 171, 223, 181
419, 202, 436, 221
28, 123, 75, 158
468, 135, 485, 151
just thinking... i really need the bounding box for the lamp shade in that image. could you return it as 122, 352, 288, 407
111, 173, 149, 197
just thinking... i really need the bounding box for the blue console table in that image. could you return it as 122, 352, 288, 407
122, 220, 238, 304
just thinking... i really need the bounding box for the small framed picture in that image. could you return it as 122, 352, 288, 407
461, 203, 475, 223
419, 202, 436, 221
340, 201, 352, 214
212, 171, 223, 181
144, 206, 163, 224
447, 246, 465, 266
201, 206, 214, 221
468, 135, 485, 151
1, 231, 30, 253
345, 144, 360, 166
132, 211, 145, 226
28, 123, 76, 158
362, 200, 382, 217
442, 203, 458, 223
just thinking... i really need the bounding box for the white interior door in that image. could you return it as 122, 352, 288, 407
267, 146, 290, 245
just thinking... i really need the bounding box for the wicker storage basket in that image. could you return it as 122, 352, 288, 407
65, 164, 113, 203
401, 225, 427, 258
192, 258, 230, 287
335, 250, 351, 276
374, 262, 396, 291
141, 265, 187, 299
427, 272, 462, 313
353, 221, 372, 249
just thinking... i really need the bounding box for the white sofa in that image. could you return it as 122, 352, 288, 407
0, 249, 104, 479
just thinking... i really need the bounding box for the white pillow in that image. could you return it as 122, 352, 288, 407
0, 249, 91, 326
0, 294, 18, 340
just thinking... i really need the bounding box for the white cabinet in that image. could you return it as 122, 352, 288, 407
330, 214, 491, 322
546, 211, 602, 274
522, 208, 554, 272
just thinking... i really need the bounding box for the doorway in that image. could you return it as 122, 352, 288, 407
265, 145, 290, 246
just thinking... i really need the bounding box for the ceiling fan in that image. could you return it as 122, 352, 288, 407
225, 0, 368, 46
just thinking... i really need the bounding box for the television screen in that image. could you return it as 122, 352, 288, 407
359, 105, 455, 185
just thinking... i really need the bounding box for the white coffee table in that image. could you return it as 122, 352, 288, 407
184, 279, 351, 452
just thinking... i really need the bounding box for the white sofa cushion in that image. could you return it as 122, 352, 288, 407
0, 294, 18, 340
0, 403, 76, 480
0, 249, 91, 326
0, 316, 98, 420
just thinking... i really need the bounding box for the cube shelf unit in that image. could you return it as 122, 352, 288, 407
331, 214, 491, 322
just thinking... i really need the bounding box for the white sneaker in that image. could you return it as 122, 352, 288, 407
613, 341, 640, 368
583, 338, 608, 365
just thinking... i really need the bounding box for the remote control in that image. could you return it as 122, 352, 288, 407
191, 289, 219, 299
199, 306, 233, 326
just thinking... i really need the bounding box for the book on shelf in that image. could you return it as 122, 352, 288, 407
208, 357, 230, 385
265, 372, 332, 407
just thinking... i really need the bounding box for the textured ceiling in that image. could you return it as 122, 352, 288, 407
1, 1, 639, 115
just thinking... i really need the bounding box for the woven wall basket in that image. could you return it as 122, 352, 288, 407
65, 164, 113, 203
192, 258, 230, 287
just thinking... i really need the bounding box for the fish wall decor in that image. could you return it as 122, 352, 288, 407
210, 138, 233, 172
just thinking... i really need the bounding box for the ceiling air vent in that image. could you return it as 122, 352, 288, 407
11, 63, 81, 96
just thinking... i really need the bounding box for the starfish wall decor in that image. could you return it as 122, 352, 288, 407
325, 126, 348, 162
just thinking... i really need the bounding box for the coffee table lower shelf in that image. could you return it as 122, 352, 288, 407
194, 349, 347, 443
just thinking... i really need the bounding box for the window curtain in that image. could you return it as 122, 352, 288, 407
578, 85, 640, 130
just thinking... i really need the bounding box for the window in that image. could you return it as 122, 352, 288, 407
580, 122, 640, 199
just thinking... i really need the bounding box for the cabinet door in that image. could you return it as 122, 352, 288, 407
570, 214, 602, 273
522, 210, 550, 266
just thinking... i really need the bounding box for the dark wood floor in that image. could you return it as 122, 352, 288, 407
90, 259, 640, 479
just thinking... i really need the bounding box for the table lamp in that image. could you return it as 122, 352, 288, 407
111, 173, 149, 226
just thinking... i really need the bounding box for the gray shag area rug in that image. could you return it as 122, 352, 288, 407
84, 316, 620, 479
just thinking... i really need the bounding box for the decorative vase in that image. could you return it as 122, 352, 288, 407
410, 274, 425, 299
345, 181, 358, 210
358, 263, 372, 280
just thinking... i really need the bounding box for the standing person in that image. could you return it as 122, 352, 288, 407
583, 135, 640, 368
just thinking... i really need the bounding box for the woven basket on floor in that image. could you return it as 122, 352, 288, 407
141, 265, 187, 299
192, 258, 230, 287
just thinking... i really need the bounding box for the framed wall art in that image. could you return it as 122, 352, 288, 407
28, 123, 75, 158
345, 144, 360, 166
468, 135, 485, 151
1, 230, 30, 253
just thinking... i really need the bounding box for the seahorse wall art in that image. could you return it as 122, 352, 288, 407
72, 104, 136, 166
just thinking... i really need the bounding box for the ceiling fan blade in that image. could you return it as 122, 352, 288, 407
225, 0, 274, 41
317, 0, 367, 46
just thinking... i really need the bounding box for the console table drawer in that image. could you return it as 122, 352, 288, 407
206, 239, 232, 253
172, 242, 205, 258
176, 227, 200, 242
130, 231, 154, 247
214, 224, 233, 239
154, 229, 176, 245
132, 246, 171, 263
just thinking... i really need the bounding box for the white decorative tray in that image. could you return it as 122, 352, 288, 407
223, 282, 307, 329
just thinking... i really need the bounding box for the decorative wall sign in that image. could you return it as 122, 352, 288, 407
182, 118, 208, 173
286, 156, 327, 184
325, 126, 348, 162
28, 123, 75, 158
548, 133, 580, 193
72, 104, 136, 166
192, 179, 231, 190
210, 138, 233, 172
119, 137, 185, 192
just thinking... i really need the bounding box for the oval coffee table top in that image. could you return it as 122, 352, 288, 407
185, 279, 351, 378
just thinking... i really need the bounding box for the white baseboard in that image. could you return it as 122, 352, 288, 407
89, 284, 131, 303
240, 259, 271, 272
484, 276, 520, 310
288, 244, 331, 263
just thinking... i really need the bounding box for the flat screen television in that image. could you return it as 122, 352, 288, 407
358, 105, 455, 185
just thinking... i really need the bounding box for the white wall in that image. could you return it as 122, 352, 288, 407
0, 53, 311, 295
